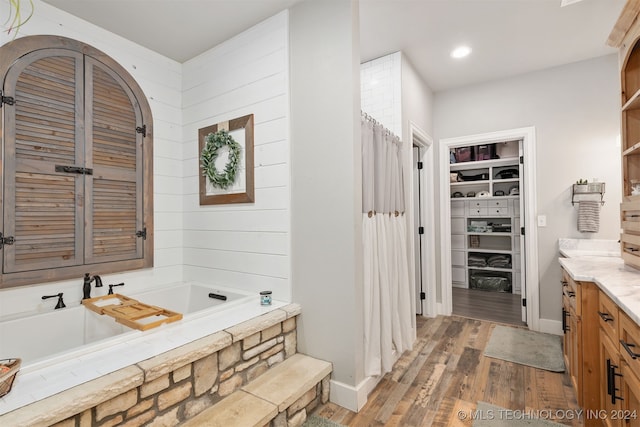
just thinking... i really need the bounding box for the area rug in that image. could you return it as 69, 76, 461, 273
483, 325, 565, 372
473, 402, 566, 427
302, 414, 346, 427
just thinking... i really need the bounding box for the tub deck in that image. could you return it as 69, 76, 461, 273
0, 297, 288, 416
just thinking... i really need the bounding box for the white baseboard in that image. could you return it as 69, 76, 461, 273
329, 374, 382, 412
537, 318, 563, 336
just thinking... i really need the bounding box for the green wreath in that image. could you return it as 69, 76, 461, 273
201, 130, 242, 190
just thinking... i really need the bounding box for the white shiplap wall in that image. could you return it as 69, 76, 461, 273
181, 12, 291, 301
0, 0, 184, 317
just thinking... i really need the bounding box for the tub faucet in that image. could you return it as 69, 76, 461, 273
82, 273, 104, 300
42, 293, 66, 309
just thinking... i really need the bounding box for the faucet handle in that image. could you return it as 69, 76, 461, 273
42, 293, 66, 309
108, 283, 125, 295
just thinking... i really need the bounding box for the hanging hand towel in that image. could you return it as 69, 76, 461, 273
577, 200, 600, 233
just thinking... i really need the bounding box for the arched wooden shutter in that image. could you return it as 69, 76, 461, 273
85, 57, 143, 264
3, 50, 84, 273
0, 35, 153, 287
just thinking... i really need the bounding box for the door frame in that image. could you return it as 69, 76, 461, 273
438, 126, 540, 331
408, 121, 436, 318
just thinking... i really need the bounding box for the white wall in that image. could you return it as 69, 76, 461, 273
360, 52, 402, 136
401, 55, 434, 138
0, 0, 184, 317
289, 0, 364, 410
181, 12, 291, 301
434, 54, 621, 321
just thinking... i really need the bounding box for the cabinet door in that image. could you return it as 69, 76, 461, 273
563, 299, 571, 372
621, 363, 640, 427
600, 330, 623, 427
570, 309, 582, 405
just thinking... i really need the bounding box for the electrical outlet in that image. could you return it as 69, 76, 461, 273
537, 215, 547, 227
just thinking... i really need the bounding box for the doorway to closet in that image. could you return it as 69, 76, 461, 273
438, 127, 540, 331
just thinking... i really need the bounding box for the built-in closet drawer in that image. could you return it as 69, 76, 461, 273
487, 207, 510, 216
488, 199, 508, 208
620, 312, 640, 381
468, 200, 487, 209
598, 290, 619, 344
451, 234, 465, 249
468, 207, 488, 216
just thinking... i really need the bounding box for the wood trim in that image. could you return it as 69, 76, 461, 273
607, 0, 640, 48
198, 114, 255, 205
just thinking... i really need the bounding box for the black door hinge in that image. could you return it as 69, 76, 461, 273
418, 226, 424, 235
417, 161, 423, 170
520, 155, 524, 164
1, 91, 15, 107
0, 233, 15, 250
521, 227, 525, 236
420, 292, 426, 300
136, 124, 147, 137
522, 298, 527, 307
136, 228, 147, 240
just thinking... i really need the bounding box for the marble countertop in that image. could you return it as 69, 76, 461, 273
559, 255, 640, 326
558, 238, 620, 258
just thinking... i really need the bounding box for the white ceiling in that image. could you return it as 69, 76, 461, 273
43, 0, 626, 92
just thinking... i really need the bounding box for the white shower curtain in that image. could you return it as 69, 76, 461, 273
362, 114, 414, 377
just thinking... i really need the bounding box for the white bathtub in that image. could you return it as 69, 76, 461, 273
0, 283, 286, 417
0, 282, 252, 367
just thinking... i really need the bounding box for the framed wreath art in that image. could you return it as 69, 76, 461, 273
198, 114, 254, 205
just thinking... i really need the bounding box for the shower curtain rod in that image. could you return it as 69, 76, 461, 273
361, 110, 401, 141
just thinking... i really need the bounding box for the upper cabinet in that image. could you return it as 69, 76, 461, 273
0, 36, 154, 288
609, 1, 640, 268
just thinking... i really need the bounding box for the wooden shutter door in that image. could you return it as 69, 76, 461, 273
2, 50, 84, 273
84, 57, 143, 264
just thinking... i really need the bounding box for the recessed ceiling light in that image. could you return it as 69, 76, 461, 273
451, 46, 472, 59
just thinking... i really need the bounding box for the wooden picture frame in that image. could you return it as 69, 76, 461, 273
198, 114, 254, 205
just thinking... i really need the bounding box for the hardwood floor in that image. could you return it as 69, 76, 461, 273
312, 315, 581, 427
452, 287, 525, 327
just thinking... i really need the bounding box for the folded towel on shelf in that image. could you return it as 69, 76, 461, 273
487, 254, 511, 268
577, 200, 600, 233
468, 254, 487, 267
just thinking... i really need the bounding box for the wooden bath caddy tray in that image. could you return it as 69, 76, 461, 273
81, 294, 183, 331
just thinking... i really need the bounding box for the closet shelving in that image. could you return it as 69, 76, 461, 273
450, 148, 521, 293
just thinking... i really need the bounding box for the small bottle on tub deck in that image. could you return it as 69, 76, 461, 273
260, 291, 272, 306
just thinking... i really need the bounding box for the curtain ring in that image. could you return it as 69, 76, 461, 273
394, 211, 399, 217
368, 210, 374, 218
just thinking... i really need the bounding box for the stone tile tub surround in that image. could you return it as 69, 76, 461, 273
0, 303, 301, 427
559, 256, 640, 326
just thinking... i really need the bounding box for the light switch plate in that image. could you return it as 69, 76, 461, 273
537, 215, 547, 227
